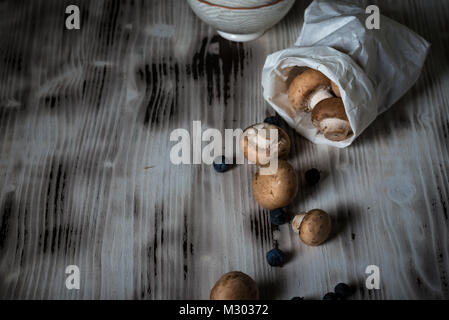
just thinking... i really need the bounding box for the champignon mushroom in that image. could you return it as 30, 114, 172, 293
311, 97, 353, 142
210, 271, 259, 300
292, 209, 332, 246
331, 81, 341, 97
240, 123, 291, 166
252, 160, 298, 210
288, 69, 334, 112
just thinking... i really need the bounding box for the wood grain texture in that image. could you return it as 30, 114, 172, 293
0, 0, 448, 300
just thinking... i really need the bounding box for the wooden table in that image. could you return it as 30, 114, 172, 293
0, 0, 448, 300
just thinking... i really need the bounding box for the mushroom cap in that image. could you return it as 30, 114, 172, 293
311, 98, 352, 142
331, 81, 341, 97
299, 209, 332, 246
240, 123, 291, 166
210, 271, 259, 300
312, 98, 348, 122
288, 69, 331, 112
252, 160, 298, 210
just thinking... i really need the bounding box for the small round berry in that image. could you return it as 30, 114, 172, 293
334, 283, 353, 298
323, 292, 344, 300
266, 248, 284, 267
263, 116, 281, 127
270, 208, 288, 225
305, 168, 320, 186
213, 156, 231, 173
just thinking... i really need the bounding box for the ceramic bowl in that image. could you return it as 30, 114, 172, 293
186, 0, 296, 42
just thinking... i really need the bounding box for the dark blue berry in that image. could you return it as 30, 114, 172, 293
264, 116, 281, 127
334, 283, 353, 298
266, 248, 284, 267
322, 292, 339, 300
291, 296, 304, 301
213, 156, 231, 173
323, 292, 345, 300
270, 208, 288, 225
305, 168, 320, 186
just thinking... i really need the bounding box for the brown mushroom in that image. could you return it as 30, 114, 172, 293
240, 123, 291, 166
210, 271, 259, 300
293, 209, 332, 246
311, 98, 353, 142
331, 81, 341, 97
288, 69, 333, 112
252, 160, 298, 210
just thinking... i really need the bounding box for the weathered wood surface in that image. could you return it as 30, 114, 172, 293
0, 0, 448, 300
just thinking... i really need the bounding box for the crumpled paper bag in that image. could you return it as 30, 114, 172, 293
262, 0, 430, 147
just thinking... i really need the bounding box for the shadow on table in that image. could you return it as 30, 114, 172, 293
258, 278, 284, 300
328, 202, 362, 244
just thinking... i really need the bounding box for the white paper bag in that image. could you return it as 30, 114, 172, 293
262, 0, 430, 147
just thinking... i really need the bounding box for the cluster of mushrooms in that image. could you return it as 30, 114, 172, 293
240, 121, 298, 210
288, 68, 353, 142
210, 120, 333, 300
209, 68, 355, 300
210, 214, 332, 300
239, 118, 332, 246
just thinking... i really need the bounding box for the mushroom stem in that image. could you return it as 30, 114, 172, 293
288, 69, 331, 112
241, 123, 291, 166
247, 124, 277, 149
291, 212, 307, 233
307, 87, 334, 111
